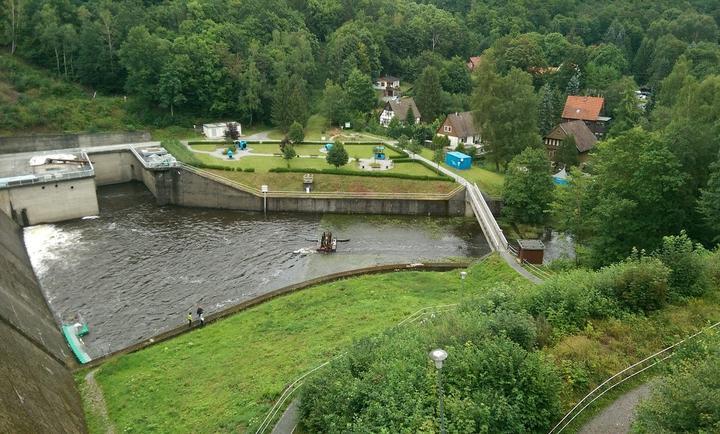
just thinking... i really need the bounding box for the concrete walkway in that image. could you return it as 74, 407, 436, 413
271, 400, 299, 434
579, 384, 651, 434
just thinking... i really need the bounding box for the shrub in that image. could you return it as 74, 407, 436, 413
654, 231, 709, 299
269, 167, 452, 182
525, 269, 618, 334
243, 168, 255, 173
633, 351, 720, 433
288, 121, 305, 143
299, 322, 562, 434
326, 141, 349, 167
595, 255, 670, 312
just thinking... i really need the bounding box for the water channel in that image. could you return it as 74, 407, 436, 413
24, 182, 490, 357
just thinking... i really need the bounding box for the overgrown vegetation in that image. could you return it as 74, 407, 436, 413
299, 238, 720, 432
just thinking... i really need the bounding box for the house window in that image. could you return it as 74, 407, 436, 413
444, 125, 452, 133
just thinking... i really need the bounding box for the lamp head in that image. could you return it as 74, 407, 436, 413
429, 348, 448, 369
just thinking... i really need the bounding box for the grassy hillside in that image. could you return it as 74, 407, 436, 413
0, 54, 136, 135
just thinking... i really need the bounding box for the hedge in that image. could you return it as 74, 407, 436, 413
268, 166, 453, 182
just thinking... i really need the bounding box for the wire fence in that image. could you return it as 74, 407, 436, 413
548, 319, 720, 434
254, 303, 460, 434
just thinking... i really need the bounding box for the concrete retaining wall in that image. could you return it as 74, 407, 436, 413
0, 177, 99, 225
0, 132, 151, 154
90, 150, 140, 186
165, 167, 466, 216
0, 211, 87, 433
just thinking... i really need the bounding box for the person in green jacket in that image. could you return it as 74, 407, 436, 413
187, 312, 192, 327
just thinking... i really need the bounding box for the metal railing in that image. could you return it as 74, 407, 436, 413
0, 151, 95, 189
548, 319, 720, 433
254, 304, 460, 434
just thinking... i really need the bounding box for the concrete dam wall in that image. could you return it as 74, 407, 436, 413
0, 131, 151, 154
0, 211, 87, 433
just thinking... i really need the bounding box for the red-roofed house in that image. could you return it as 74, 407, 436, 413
561, 95, 611, 138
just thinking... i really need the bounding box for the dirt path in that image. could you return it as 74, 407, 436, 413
579, 384, 651, 434
84, 369, 115, 434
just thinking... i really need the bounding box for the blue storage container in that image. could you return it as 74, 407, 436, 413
445, 151, 472, 170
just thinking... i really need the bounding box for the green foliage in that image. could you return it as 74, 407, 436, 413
414, 66, 444, 122
633, 350, 720, 433
655, 231, 709, 299
282, 144, 297, 167
161, 139, 202, 166
326, 141, 349, 168
556, 135, 580, 168
320, 80, 349, 126
472, 64, 541, 170
269, 166, 452, 182
698, 157, 720, 241
503, 147, 554, 225
343, 68, 376, 114
300, 312, 562, 433
595, 255, 670, 312
287, 121, 305, 143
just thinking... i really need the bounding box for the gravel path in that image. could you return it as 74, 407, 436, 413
579, 384, 651, 434
84, 369, 115, 434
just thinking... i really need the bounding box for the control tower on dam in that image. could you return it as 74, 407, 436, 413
0, 150, 99, 226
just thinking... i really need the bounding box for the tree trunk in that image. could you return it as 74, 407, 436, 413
54, 47, 60, 75
170, 104, 174, 117
62, 45, 68, 79
10, 0, 17, 55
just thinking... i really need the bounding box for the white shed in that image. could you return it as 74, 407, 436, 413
202, 122, 241, 139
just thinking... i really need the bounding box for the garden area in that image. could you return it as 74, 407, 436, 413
164, 139, 458, 194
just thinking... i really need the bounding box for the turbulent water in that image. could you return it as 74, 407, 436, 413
24, 182, 489, 357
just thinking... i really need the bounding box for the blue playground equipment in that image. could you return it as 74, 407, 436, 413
324, 143, 333, 151
234, 140, 247, 150
374, 145, 386, 160
445, 151, 472, 170
227, 149, 234, 159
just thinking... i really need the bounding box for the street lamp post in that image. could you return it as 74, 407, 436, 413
429, 348, 448, 434
460, 271, 467, 290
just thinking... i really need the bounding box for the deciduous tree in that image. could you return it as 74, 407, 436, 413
503, 147, 554, 224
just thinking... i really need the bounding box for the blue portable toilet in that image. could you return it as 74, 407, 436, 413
324, 143, 333, 151
445, 151, 472, 170
553, 167, 569, 185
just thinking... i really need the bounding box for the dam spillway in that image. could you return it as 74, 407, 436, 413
25, 183, 490, 357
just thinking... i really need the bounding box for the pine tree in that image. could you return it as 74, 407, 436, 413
538, 83, 560, 135
698, 156, 720, 241
415, 66, 443, 122
271, 71, 293, 132
344, 68, 376, 114
326, 141, 349, 167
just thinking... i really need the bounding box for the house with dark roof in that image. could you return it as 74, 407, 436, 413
379, 97, 421, 127
436, 112, 481, 148
561, 95, 611, 138
544, 120, 598, 165
374, 76, 401, 99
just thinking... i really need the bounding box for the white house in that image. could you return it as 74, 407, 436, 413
379, 97, 421, 127
202, 122, 241, 139
436, 112, 481, 148
374, 75, 400, 90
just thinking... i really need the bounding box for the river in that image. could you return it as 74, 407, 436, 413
24, 182, 489, 357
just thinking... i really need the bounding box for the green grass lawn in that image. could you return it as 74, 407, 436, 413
209, 169, 457, 193
82, 255, 524, 433
419, 148, 506, 197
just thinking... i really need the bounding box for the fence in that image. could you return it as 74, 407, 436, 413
548, 319, 720, 433
254, 303, 461, 434
0, 151, 94, 189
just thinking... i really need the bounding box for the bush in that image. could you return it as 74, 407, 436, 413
288, 121, 305, 143
654, 231, 709, 299
326, 141, 349, 167
244, 168, 255, 172
299, 318, 562, 433
269, 166, 452, 182
633, 351, 720, 433
525, 269, 618, 334
161, 139, 202, 166
595, 255, 670, 312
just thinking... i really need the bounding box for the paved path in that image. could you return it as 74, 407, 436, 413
271, 399, 299, 434
579, 384, 651, 434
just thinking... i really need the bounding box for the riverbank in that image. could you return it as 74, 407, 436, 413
78, 254, 524, 433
